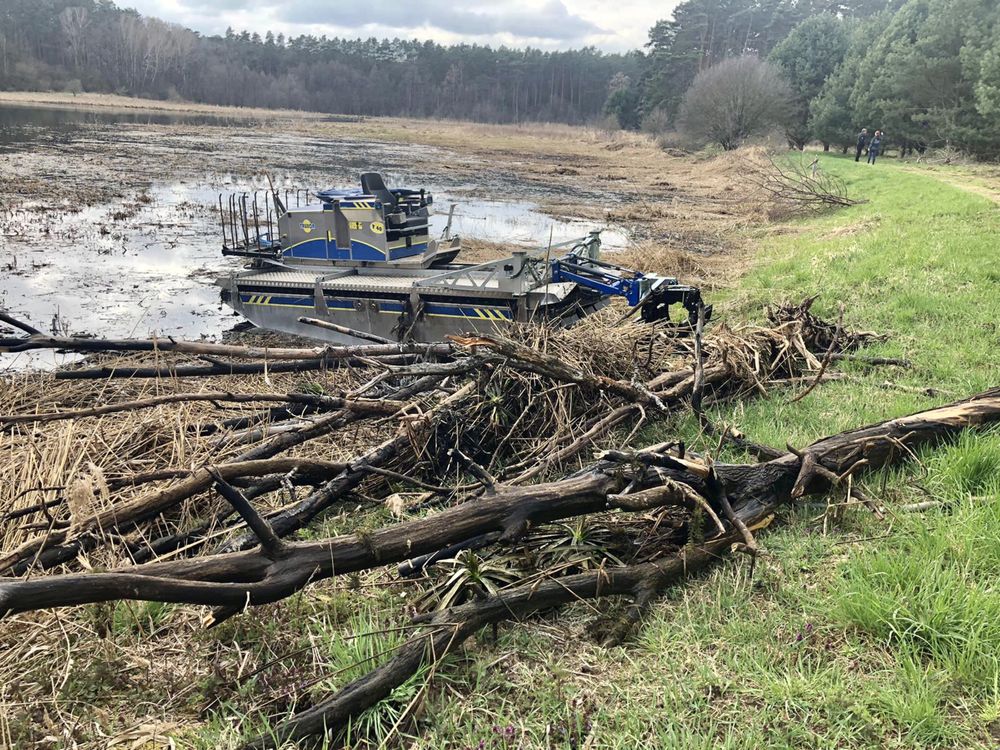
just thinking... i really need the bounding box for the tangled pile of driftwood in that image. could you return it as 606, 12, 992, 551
1, 302, 997, 749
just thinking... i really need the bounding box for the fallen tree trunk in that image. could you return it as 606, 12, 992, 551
0, 330, 453, 360
0, 392, 403, 426
1, 388, 996, 618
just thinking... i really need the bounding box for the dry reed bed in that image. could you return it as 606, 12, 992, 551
0, 360, 384, 563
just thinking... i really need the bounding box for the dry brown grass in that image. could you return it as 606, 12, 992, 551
0, 354, 409, 748
451, 236, 512, 264
0, 358, 384, 562
0, 91, 323, 121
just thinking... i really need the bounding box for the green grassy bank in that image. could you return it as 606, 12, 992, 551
404, 155, 1000, 750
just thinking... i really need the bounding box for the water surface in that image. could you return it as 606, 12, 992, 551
0, 105, 630, 369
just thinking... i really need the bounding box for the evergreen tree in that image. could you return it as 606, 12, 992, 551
604, 72, 641, 129
807, 15, 890, 150
848, 0, 1000, 155
769, 14, 850, 148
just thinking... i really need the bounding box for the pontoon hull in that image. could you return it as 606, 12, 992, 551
221, 265, 608, 344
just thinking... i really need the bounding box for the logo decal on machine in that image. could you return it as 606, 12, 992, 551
300, 219, 314, 234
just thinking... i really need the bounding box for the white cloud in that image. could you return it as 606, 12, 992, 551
119, 0, 679, 51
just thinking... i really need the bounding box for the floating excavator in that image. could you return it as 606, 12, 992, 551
217, 173, 708, 344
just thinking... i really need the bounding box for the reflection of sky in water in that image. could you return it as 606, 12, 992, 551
428, 196, 626, 249
2, 186, 627, 371
0, 103, 260, 154
1, 181, 242, 370
1, 105, 632, 369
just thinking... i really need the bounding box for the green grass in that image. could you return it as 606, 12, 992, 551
402, 155, 1000, 749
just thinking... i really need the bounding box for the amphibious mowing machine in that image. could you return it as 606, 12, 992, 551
217, 173, 708, 345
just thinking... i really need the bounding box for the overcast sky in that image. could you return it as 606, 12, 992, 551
120, 0, 678, 52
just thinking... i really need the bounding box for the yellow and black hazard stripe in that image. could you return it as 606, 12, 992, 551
425, 303, 511, 320
244, 295, 274, 305
476, 308, 508, 321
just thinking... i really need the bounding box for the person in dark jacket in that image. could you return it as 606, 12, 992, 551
855, 128, 869, 161
867, 130, 883, 164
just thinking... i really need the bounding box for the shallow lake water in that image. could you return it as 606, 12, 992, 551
0, 103, 252, 152
0, 104, 630, 369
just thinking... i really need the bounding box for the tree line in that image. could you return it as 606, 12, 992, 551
1, 0, 998, 157
613, 0, 1000, 158
0, 0, 640, 123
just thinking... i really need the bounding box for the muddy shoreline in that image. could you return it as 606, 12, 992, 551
1, 100, 748, 370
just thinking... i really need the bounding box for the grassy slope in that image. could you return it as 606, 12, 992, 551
404, 155, 1000, 749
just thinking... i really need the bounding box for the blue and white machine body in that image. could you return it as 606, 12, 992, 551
218, 174, 707, 345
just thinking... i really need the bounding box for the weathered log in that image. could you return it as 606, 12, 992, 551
0, 392, 402, 426
126, 471, 333, 565
0, 467, 630, 614
51, 356, 415, 380
298, 316, 395, 344
2, 387, 996, 617
0, 310, 42, 336
397, 532, 502, 577
0, 331, 451, 360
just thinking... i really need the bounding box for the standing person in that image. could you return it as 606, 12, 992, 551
855, 128, 869, 161
867, 130, 883, 164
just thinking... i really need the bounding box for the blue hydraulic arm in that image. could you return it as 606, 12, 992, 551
551, 254, 708, 323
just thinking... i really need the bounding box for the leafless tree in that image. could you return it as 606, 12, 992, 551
59, 6, 90, 71
677, 56, 794, 150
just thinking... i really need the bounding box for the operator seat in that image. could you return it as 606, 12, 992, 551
360, 172, 398, 212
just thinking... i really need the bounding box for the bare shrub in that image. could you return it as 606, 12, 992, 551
677, 56, 794, 151
640, 107, 671, 135
920, 146, 973, 166
743, 151, 861, 217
